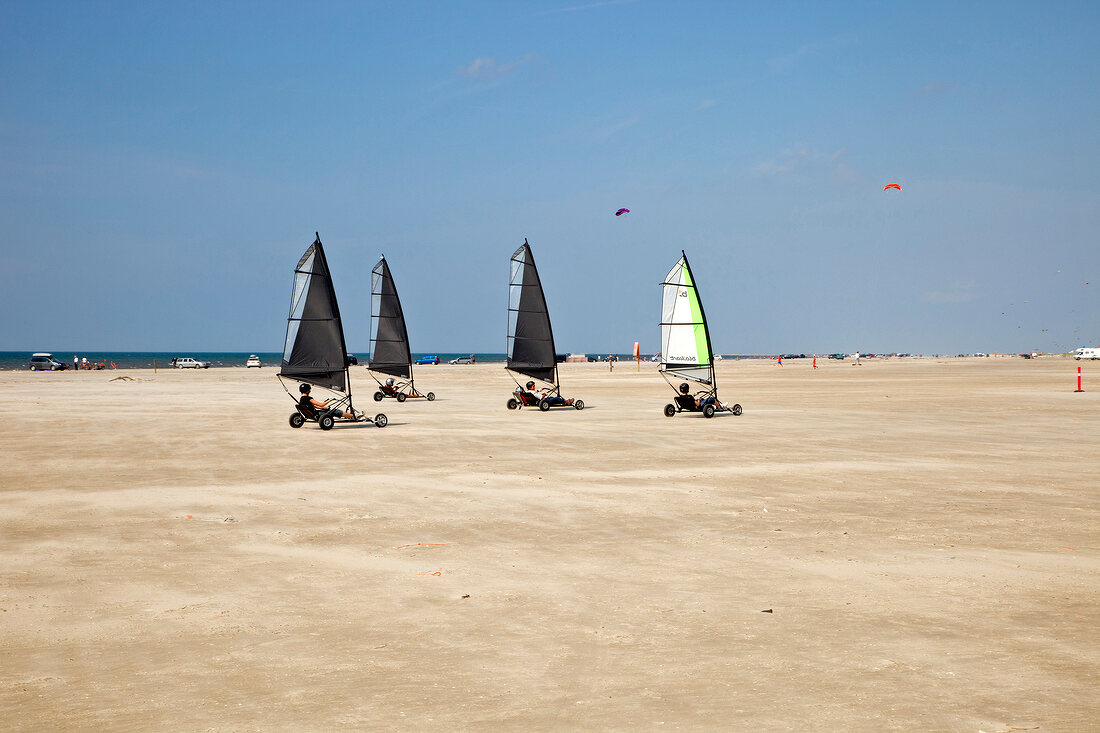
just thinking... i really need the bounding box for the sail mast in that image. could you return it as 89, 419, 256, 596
369, 255, 414, 386
279, 233, 352, 395
507, 238, 559, 388
680, 250, 716, 390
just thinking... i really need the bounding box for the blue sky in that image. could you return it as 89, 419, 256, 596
2, 0, 1097, 354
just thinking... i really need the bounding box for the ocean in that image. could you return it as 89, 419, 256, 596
2, 351, 509, 371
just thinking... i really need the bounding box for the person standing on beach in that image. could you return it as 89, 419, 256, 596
608, 354, 614, 372
777, 355, 783, 367
73, 355, 78, 371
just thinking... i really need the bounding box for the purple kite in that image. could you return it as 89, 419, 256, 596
615, 208, 630, 216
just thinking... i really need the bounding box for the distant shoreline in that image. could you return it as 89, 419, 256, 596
1, 350, 1072, 371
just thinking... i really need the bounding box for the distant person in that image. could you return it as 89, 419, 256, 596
777, 355, 783, 366
298, 383, 362, 421
73, 355, 78, 371
81, 357, 88, 369
853, 351, 861, 365
608, 354, 614, 372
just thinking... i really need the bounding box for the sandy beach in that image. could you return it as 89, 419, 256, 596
2, 357, 1097, 731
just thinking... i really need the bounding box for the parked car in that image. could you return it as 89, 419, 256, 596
828, 353, 846, 360
173, 357, 211, 369
246, 355, 262, 368
449, 355, 474, 364
29, 353, 67, 371
414, 355, 439, 365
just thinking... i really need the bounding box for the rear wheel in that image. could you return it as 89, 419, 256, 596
396, 393, 406, 403
373, 391, 384, 402
319, 415, 335, 430
506, 398, 518, 410
538, 399, 551, 412
574, 399, 584, 410
663, 404, 676, 417
732, 404, 743, 416
374, 414, 388, 428
289, 413, 305, 428
426, 392, 435, 401
703, 404, 716, 418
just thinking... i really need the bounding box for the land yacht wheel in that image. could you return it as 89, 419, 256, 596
319, 415, 335, 430
732, 404, 743, 416
396, 393, 406, 403
374, 414, 388, 427
507, 398, 518, 410
289, 413, 305, 428
573, 399, 584, 410
373, 392, 384, 402
426, 392, 436, 401
538, 399, 551, 412
663, 404, 676, 417
703, 404, 716, 418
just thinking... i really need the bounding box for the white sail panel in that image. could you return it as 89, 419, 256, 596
659, 254, 713, 385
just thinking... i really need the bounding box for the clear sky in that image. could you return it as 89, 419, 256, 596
2, 1, 1097, 355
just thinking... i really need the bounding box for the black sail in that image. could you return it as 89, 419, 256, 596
369, 256, 412, 379
279, 234, 349, 392
507, 240, 558, 384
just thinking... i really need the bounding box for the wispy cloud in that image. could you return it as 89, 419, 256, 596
458, 54, 534, 79
537, 0, 638, 15
768, 35, 851, 73
917, 80, 957, 96
921, 282, 978, 304
696, 99, 715, 112
754, 145, 855, 181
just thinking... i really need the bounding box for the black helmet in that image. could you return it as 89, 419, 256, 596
299, 383, 311, 394
526, 381, 535, 389
679, 382, 690, 394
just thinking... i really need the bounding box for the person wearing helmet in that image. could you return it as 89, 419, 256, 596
298, 383, 364, 421
675, 382, 725, 411
381, 377, 399, 397
523, 379, 573, 407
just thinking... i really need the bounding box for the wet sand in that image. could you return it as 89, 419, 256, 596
1, 357, 1098, 731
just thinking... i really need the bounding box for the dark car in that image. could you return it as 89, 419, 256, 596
414, 355, 439, 365
29, 353, 67, 371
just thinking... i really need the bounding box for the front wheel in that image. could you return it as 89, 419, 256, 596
319, 415, 335, 430
506, 398, 518, 410
732, 404, 743, 416
426, 392, 435, 401
573, 399, 584, 410
663, 404, 676, 417
703, 404, 716, 418
289, 413, 305, 428
374, 414, 388, 428
396, 393, 406, 403
373, 391, 384, 402
538, 399, 551, 412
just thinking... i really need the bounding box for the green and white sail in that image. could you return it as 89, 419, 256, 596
660, 251, 714, 385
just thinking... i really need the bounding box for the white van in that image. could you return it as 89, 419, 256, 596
1074, 348, 1100, 360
